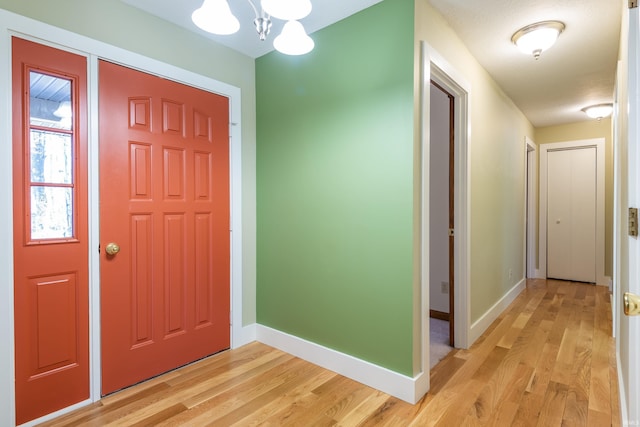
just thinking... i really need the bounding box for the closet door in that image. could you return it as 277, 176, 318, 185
547, 147, 596, 283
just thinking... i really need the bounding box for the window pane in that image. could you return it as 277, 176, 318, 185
31, 186, 73, 239
30, 130, 72, 184
29, 71, 72, 130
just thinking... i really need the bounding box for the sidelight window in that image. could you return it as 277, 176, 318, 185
27, 71, 76, 241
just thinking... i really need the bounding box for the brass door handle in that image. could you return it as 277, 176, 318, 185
624, 292, 640, 316
105, 243, 120, 256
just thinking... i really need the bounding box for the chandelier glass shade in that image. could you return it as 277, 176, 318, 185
191, 0, 240, 35
274, 20, 314, 55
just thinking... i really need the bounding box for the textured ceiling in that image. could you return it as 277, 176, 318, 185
122, 0, 622, 128
428, 0, 622, 127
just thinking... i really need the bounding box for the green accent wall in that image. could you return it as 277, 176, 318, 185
256, 0, 415, 375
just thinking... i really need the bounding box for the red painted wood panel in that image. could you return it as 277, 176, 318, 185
195, 152, 212, 200
162, 99, 184, 135
164, 214, 186, 336
195, 213, 212, 326
131, 143, 152, 199
164, 148, 185, 199
100, 60, 230, 395
129, 98, 151, 131
12, 37, 89, 424
193, 110, 212, 142
33, 275, 77, 371
131, 214, 153, 347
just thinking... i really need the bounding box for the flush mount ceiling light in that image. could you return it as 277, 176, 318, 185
192, 0, 314, 55
582, 103, 613, 120
511, 21, 565, 60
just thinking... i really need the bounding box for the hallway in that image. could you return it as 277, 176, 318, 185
41, 279, 620, 426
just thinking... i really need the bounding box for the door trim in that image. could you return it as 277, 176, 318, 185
428, 47, 470, 351
418, 41, 471, 395
0, 9, 247, 426
539, 138, 606, 285
525, 137, 538, 279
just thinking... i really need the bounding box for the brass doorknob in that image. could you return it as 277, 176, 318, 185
624, 292, 640, 316
105, 243, 120, 256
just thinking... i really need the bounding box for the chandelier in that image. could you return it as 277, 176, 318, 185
192, 0, 314, 55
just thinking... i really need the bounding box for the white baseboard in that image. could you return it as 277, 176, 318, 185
256, 325, 429, 404
232, 324, 256, 349
469, 278, 526, 345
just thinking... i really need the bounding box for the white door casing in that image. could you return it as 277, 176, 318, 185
417, 41, 471, 398
525, 137, 537, 279
427, 47, 470, 352
539, 139, 606, 285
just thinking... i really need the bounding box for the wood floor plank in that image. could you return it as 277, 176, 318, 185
158, 357, 317, 426
127, 403, 188, 427
609, 329, 622, 427
258, 374, 364, 426
229, 369, 338, 426
536, 381, 569, 426
102, 352, 297, 425
357, 397, 419, 427
40, 280, 620, 427
332, 390, 393, 426
587, 408, 611, 426
205, 361, 329, 426
481, 362, 534, 426
589, 293, 614, 417
561, 302, 594, 427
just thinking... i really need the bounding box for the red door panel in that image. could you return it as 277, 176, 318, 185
12, 37, 89, 424
99, 61, 230, 395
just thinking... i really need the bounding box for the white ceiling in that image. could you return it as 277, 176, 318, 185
121, 0, 382, 59
122, 0, 622, 128
428, 0, 622, 127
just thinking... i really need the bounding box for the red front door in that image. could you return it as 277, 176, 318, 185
12, 37, 89, 424
99, 61, 231, 395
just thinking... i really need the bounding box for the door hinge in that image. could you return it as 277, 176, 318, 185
630, 0, 638, 8
448, 228, 455, 237
630, 207, 638, 237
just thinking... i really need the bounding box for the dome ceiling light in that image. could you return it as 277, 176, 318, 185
581, 103, 613, 120
511, 21, 565, 60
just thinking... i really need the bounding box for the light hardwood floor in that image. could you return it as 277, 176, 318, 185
41, 279, 621, 426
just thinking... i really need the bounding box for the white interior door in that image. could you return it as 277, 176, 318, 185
547, 147, 597, 283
